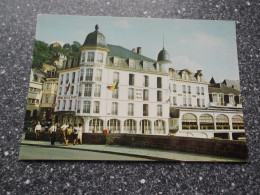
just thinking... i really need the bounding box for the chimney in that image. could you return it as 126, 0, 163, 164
132, 48, 136, 53
137, 47, 141, 55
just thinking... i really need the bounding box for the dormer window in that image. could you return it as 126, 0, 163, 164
129, 59, 135, 69
82, 53, 85, 63
182, 71, 190, 80
156, 64, 162, 72
143, 61, 148, 70
229, 94, 234, 103
197, 75, 202, 82
87, 52, 94, 62
97, 52, 103, 63
113, 57, 119, 66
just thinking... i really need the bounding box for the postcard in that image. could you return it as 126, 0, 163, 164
19, 15, 248, 161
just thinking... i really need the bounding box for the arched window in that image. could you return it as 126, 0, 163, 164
89, 119, 103, 133
200, 114, 214, 130
124, 119, 137, 134
139, 119, 151, 134
154, 120, 165, 134
107, 119, 120, 133
216, 114, 230, 130
182, 113, 198, 130
232, 115, 244, 129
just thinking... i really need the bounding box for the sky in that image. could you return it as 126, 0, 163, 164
36, 15, 240, 82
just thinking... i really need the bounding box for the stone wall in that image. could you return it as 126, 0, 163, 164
24, 132, 248, 159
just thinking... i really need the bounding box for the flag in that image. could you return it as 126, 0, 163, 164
66, 82, 70, 93
107, 81, 118, 90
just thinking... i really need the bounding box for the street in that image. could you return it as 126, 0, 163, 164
19, 145, 153, 161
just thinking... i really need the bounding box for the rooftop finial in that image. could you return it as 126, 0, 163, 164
95, 24, 99, 31
163, 34, 165, 49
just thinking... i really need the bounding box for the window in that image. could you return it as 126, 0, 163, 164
173, 97, 177, 105
60, 74, 64, 85
68, 100, 72, 110
183, 85, 186, 93
157, 64, 162, 71
172, 84, 176, 92
196, 87, 200, 95
79, 84, 83, 97
66, 73, 69, 84
93, 101, 100, 113
232, 115, 244, 129
80, 70, 84, 81
212, 93, 218, 102
59, 87, 62, 95
90, 119, 104, 133
202, 99, 205, 107
188, 86, 191, 94
87, 52, 94, 62
57, 100, 60, 110
129, 74, 135, 86
85, 69, 93, 81
72, 72, 76, 83
157, 91, 162, 102
128, 88, 134, 100
144, 76, 149, 87
200, 114, 214, 130
112, 89, 118, 99
82, 53, 86, 62
84, 84, 92, 97
183, 97, 187, 106
124, 119, 136, 133
62, 100, 66, 110
97, 52, 103, 63
129, 60, 135, 69
182, 113, 198, 130
107, 119, 120, 133
201, 87, 204, 95
95, 69, 102, 82
143, 104, 148, 116
111, 102, 118, 115
94, 84, 101, 97
143, 61, 148, 70
157, 105, 162, 116
143, 89, 149, 101
77, 100, 81, 113
70, 86, 74, 95
229, 94, 234, 103
113, 72, 119, 83
114, 57, 119, 66
197, 98, 200, 107
128, 103, 134, 116
157, 77, 162, 88
188, 98, 192, 106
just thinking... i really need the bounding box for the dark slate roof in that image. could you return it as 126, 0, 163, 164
157, 48, 171, 62
107, 44, 156, 63
222, 79, 241, 91
209, 84, 240, 95
82, 25, 107, 48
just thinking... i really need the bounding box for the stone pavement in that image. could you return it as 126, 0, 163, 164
20, 140, 246, 162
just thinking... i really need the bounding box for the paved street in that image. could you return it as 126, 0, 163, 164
19, 145, 152, 161
20, 140, 246, 162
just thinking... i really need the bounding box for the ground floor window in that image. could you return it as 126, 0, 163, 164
89, 119, 103, 133
216, 114, 230, 130
154, 120, 165, 134
232, 115, 244, 129
232, 133, 246, 141
107, 119, 120, 133
124, 119, 136, 133
182, 113, 198, 130
140, 119, 151, 134
214, 133, 229, 140
200, 114, 214, 130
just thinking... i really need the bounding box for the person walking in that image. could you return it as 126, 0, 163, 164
77, 124, 83, 145
73, 124, 80, 145
60, 121, 69, 144
34, 121, 42, 140
49, 123, 57, 146
65, 124, 73, 146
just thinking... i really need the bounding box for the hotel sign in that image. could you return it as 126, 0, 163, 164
135, 89, 143, 101
57, 96, 78, 100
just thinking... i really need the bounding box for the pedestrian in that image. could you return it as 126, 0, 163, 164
73, 124, 80, 145
65, 124, 73, 146
60, 121, 69, 144
77, 124, 83, 144
49, 123, 57, 146
34, 121, 42, 140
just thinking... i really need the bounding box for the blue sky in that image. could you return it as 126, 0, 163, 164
36, 15, 240, 82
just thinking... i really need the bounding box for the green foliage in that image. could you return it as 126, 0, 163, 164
32, 40, 81, 69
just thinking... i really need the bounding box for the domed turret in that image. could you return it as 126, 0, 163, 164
82, 24, 107, 48
157, 47, 171, 62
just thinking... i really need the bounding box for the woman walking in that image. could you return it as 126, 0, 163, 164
73, 124, 80, 145
34, 121, 42, 140
65, 124, 73, 146
77, 124, 83, 144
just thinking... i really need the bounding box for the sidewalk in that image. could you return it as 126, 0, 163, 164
20, 140, 246, 162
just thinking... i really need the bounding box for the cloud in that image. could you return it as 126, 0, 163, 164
171, 56, 203, 72
113, 20, 130, 29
